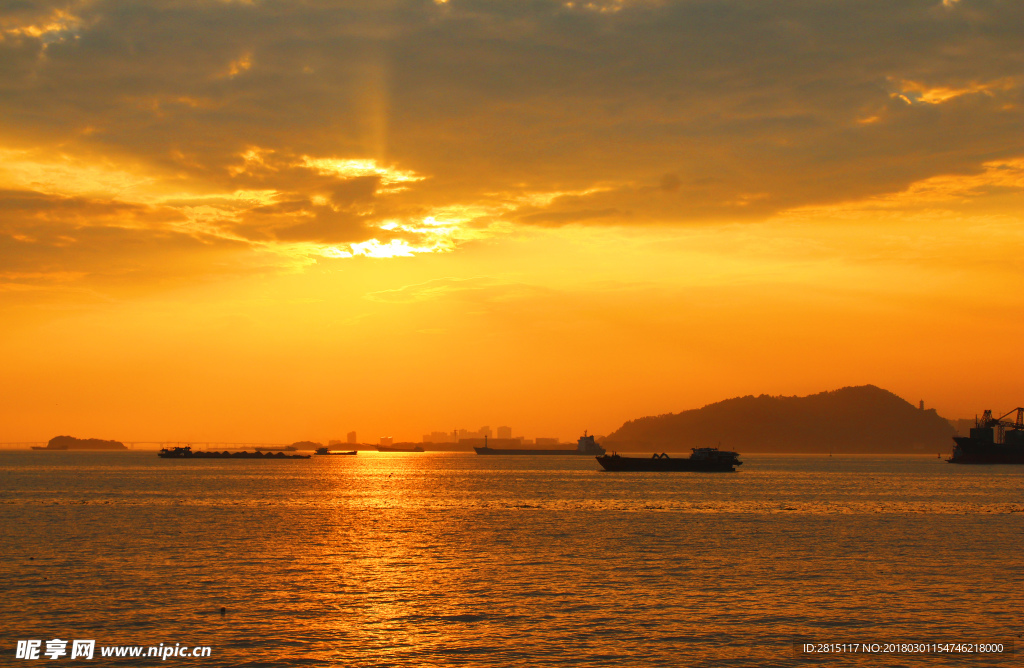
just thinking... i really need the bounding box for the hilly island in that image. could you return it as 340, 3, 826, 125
603, 385, 955, 454
39, 435, 127, 451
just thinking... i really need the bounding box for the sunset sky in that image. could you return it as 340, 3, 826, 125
1, 0, 1022, 443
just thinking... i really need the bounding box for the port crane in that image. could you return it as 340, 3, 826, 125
978, 407, 1024, 442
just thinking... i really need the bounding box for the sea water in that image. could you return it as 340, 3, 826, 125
1, 451, 1021, 666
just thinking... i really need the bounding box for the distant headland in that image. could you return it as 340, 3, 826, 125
17, 386, 961, 454
602, 385, 955, 454
37, 435, 127, 451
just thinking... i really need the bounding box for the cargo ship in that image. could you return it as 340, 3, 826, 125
596, 447, 742, 472
474, 433, 606, 456
158, 446, 310, 459
315, 448, 357, 455
375, 444, 424, 452
948, 408, 1024, 464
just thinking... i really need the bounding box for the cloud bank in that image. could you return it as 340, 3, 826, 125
1, 0, 1022, 290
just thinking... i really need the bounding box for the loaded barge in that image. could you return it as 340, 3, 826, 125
315, 448, 357, 455
597, 447, 742, 472
158, 446, 310, 459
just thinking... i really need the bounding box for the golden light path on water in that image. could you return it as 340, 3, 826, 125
1, 451, 1021, 666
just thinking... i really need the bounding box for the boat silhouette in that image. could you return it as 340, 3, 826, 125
157, 446, 310, 459
314, 447, 358, 456
596, 447, 742, 472
948, 408, 1024, 464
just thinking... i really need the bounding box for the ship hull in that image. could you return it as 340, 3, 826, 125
475, 447, 596, 455
158, 450, 310, 459
596, 455, 739, 472
948, 436, 1024, 464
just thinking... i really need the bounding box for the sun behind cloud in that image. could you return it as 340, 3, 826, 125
1, 0, 1022, 441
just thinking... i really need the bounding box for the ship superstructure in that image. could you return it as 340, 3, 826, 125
949, 407, 1024, 464
474, 432, 606, 455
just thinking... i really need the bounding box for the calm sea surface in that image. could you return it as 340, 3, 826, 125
1, 451, 1021, 667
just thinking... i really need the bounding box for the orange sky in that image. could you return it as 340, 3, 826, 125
1, 0, 1022, 443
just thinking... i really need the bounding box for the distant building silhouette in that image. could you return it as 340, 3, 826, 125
425, 426, 493, 443
422, 431, 457, 443
379, 436, 393, 446
497, 426, 512, 439
347, 431, 357, 444
535, 437, 559, 446
458, 426, 492, 439
460, 437, 523, 447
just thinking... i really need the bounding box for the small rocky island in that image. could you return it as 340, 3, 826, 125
38, 435, 127, 450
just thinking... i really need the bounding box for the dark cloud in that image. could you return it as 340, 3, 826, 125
0, 188, 147, 219
236, 199, 371, 244
0, 0, 1021, 278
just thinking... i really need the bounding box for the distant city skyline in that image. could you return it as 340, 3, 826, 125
0, 387, 991, 446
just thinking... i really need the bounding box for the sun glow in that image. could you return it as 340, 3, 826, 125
893, 77, 1019, 105
349, 239, 436, 258
0, 10, 81, 43
0, 143, 483, 268
319, 220, 461, 260
299, 157, 424, 190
